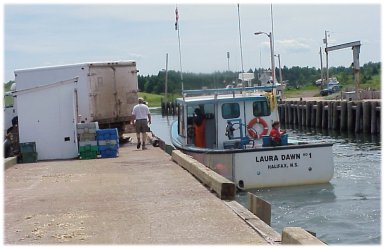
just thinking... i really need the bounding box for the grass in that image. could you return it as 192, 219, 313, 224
138, 92, 181, 108
283, 85, 319, 98
361, 74, 381, 90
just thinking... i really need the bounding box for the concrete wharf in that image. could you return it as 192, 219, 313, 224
4, 136, 324, 245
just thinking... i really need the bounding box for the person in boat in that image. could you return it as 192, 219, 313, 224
193, 107, 206, 148
132, 97, 152, 150
269, 121, 286, 146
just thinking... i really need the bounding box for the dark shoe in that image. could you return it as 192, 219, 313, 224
142, 143, 147, 150
137, 143, 141, 149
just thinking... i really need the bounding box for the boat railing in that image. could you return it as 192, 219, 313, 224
182, 85, 275, 98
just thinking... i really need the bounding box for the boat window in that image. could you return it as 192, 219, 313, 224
204, 104, 215, 119
222, 103, 240, 119
253, 101, 271, 117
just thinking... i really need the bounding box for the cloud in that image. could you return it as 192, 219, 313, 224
276, 39, 312, 53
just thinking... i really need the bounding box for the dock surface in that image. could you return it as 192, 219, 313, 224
4, 141, 272, 244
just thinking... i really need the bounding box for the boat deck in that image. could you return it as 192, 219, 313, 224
4, 136, 276, 245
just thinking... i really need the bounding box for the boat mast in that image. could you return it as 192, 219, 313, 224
237, 4, 245, 89
175, 5, 184, 92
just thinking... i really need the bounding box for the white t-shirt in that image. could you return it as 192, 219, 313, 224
132, 103, 150, 120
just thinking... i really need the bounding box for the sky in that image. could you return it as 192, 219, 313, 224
2, 1, 382, 83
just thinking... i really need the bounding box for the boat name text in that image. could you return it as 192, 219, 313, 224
255, 153, 303, 163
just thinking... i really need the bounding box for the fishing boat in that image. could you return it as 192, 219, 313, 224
170, 86, 334, 189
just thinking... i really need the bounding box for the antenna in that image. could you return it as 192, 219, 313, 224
237, 4, 245, 88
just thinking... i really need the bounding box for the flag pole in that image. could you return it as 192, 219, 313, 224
175, 6, 184, 93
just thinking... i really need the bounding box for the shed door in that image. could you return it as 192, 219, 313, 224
18, 84, 78, 160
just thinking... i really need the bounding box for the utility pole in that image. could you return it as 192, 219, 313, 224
227, 51, 230, 71
270, 4, 275, 84
323, 30, 329, 83
275, 54, 283, 83
164, 53, 168, 103
319, 47, 324, 89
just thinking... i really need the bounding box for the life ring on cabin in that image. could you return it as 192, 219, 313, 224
247, 117, 269, 139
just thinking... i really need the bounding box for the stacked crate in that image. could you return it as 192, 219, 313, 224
19, 142, 38, 163
96, 128, 119, 158
77, 122, 99, 159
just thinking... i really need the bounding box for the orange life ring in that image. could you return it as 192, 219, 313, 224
247, 117, 269, 139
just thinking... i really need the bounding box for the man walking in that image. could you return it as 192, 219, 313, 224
132, 97, 151, 149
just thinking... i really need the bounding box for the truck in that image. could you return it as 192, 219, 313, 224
11, 61, 139, 142
6, 61, 140, 160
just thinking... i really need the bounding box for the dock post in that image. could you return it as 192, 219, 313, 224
332, 101, 339, 130
302, 101, 307, 127
355, 101, 362, 133
288, 102, 292, 125
340, 101, 347, 132
247, 192, 271, 226
292, 102, 296, 126
371, 101, 378, 134
316, 101, 323, 128
161, 101, 166, 115
328, 102, 332, 130
310, 101, 316, 128
362, 101, 371, 133
284, 102, 289, 125
322, 103, 328, 130
305, 101, 311, 127
347, 101, 354, 132
297, 101, 302, 127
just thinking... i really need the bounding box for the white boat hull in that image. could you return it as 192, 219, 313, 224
233, 145, 334, 189
171, 121, 334, 189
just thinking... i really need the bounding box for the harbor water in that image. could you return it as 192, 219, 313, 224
148, 108, 381, 245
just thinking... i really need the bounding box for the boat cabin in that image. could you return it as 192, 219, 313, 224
176, 87, 279, 150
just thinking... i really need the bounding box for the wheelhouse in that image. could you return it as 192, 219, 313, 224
176, 87, 279, 150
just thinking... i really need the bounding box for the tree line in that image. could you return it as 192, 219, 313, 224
4, 62, 380, 94
138, 62, 380, 94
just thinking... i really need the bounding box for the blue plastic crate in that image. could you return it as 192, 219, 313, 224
100, 149, 118, 158
96, 128, 119, 141
98, 144, 119, 151
281, 134, 288, 145
98, 139, 118, 147
262, 135, 271, 147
